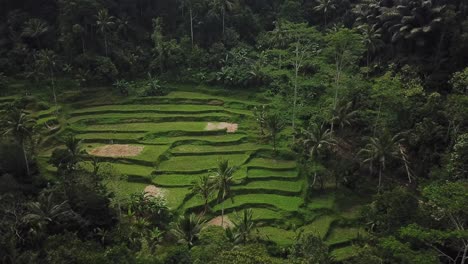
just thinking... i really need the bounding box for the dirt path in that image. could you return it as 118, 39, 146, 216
89, 144, 144, 157
207, 215, 234, 229
144, 185, 166, 199
205, 122, 238, 133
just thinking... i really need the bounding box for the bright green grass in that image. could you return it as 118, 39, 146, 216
71, 104, 251, 116
331, 245, 360, 261
68, 112, 232, 124
105, 180, 148, 198
228, 208, 283, 221
142, 134, 247, 144
34, 106, 60, 118
247, 168, 298, 179
307, 193, 336, 210
256, 226, 297, 246
299, 215, 336, 239
80, 161, 154, 177
76, 132, 145, 141
164, 187, 191, 209
162, 91, 261, 107
36, 116, 58, 126
213, 194, 303, 212
171, 143, 266, 154
158, 153, 248, 172
325, 227, 363, 246
152, 173, 205, 187
232, 180, 303, 193
248, 158, 296, 169
73, 121, 209, 133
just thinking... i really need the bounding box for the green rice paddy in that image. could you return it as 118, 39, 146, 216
18, 86, 363, 260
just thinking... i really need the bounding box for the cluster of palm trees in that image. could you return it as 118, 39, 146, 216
295, 101, 412, 192
170, 159, 257, 247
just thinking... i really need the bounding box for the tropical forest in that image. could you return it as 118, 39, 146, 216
0, 0, 467, 263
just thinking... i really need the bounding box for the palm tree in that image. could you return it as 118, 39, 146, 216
212, 0, 236, 37
231, 208, 256, 244
23, 193, 71, 234
190, 175, 215, 214
297, 123, 335, 189
35, 50, 58, 113
210, 159, 237, 227
2, 108, 36, 177
64, 135, 85, 171
171, 213, 206, 248
313, 0, 336, 27
95, 9, 115, 57
264, 113, 285, 152
331, 101, 358, 134
72, 24, 86, 54
21, 18, 49, 49
358, 24, 383, 70
359, 132, 403, 192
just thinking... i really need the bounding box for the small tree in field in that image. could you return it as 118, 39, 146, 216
210, 159, 237, 227
2, 108, 36, 177
264, 113, 285, 152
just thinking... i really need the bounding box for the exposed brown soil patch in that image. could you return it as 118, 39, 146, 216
144, 185, 166, 199
205, 122, 238, 133
89, 144, 144, 157
207, 215, 234, 229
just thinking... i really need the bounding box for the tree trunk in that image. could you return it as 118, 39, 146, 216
222, 6, 225, 38
378, 165, 382, 193
22, 140, 30, 177
221, 202, 225, 227
81, 35, 86, 54
190, 8, 194, 48
50, 67, 58, 116
461, 243, 467, 264
104, 34, 108, 57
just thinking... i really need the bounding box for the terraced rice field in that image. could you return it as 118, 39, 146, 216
15, 86, 362, 260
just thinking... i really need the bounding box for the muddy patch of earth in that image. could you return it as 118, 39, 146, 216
89, 144, 144, 157
207, 215, 234, 229
205, 122, 238, 133
144, 185, 166, 199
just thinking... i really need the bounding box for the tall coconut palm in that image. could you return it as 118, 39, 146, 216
231, 208, 256, 244
211, 0, 236, 37
23, 193, 71, 234
2, 108, 36, 177
190, 175, 215, 214
358, 24, 383, 70
95, 9, 115, 57
264, 113, 285, 152
21, 18, 49, 49
359, 132, 403, 192
297, 123, 335, 189
331, 101, 358, 134
171, 213, 206, 248
210, 159, 237, 227
35, 50, 58, 113
63, 135, 85, 171
313, 0, 337, 27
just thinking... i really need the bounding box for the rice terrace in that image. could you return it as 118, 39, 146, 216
1, 1, 467, 263
1, 84, 365, 261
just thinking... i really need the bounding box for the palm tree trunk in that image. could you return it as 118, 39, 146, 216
221, 202, 225, 227
22, 140, 30, 177
81, 35, 86, 53
104, 34, 108, 57
222, 6, 225, 38
378, 165, 382, 193
50, 67, 58, 116
190, 8, 194, 48
292, 61, 298, 138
